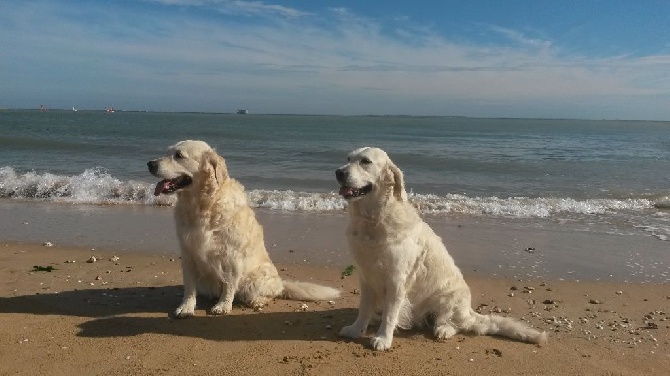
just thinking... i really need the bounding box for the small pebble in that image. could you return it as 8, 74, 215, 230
42, 242, 53, 247
86, 256, 97, 263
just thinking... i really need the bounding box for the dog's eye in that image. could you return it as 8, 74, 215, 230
175, 151, 185, 159
360, 157, 372, 165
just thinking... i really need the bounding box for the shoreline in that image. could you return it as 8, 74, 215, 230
0, 200, 668, 283
1, 243, 668, 375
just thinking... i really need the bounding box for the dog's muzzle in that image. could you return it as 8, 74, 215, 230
147, 160, 193, 196
335, 167, 372, 200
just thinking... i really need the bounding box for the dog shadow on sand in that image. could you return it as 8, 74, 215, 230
0, 285, 522, 346
0, 285, 368, 343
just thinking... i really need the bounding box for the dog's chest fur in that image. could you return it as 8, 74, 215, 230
174, 199, 208, 247
173, 185, 239, 255
347, 209, 422, 271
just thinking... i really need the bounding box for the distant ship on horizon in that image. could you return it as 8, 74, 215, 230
236, 109, 249, 114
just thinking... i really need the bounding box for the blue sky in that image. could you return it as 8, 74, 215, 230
1, 0, 669, 120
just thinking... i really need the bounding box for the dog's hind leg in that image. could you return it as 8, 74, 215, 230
430, 292, 460, 339
238, 264, 283, 310
433, 310, 458, 340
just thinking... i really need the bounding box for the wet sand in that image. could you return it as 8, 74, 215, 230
1, 201, 668, 283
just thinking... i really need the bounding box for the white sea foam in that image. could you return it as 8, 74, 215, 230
0, 166, 174, 206
247, 190, 345, 211
413, 193, 654, 217
0, 167, 659, 217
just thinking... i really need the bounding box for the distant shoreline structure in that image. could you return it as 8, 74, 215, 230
6, 108, 667, 122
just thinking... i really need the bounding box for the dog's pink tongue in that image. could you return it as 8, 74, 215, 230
154, 180, 171, 196
339, 186, 353, 197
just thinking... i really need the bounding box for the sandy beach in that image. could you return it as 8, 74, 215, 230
1, 204, 669, 375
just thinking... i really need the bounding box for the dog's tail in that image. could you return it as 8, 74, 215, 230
281, 280, 340, 301
465, 309, 548, 345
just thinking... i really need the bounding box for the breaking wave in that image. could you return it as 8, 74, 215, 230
0, 167, 662, 219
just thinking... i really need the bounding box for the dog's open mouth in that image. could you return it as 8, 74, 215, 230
154, 175, 193, 196
338, 183, 373, 200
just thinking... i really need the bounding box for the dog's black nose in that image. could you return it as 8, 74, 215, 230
335, 168, 347, 182
147, 160, 158, 174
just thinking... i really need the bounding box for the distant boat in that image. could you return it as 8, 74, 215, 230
72, 106, 77, 112
39, 104, 48, 112
237, 109, 249, 114
105, 106, 115, 113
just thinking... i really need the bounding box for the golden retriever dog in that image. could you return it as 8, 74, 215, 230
335, 147, 547, 350
148, 140, 339, 318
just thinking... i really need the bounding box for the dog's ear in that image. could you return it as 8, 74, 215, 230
201, 150, 228, 184
388, 161, 407, 202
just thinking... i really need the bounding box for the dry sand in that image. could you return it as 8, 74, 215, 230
1, 241, 668, 375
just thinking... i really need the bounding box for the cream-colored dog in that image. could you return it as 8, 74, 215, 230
148, 140, 339, 318
336, 147, 547, 350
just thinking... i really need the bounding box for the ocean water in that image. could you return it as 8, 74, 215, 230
1, 110, 669, 242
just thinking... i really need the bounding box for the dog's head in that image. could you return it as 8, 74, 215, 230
335, 147, 407, 203
147, 140, 224, 196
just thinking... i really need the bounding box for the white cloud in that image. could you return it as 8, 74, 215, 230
1, 1, 669, 119
488, 25, 553, 52
144, 0, 310, 18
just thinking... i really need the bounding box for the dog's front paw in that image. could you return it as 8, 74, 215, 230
370, 335, 393, 351
210, 301, 233, 315
339, 324, 365, 339
173, 304, 196, 319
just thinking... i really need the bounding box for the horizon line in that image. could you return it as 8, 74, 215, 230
1, 107, 668, 123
